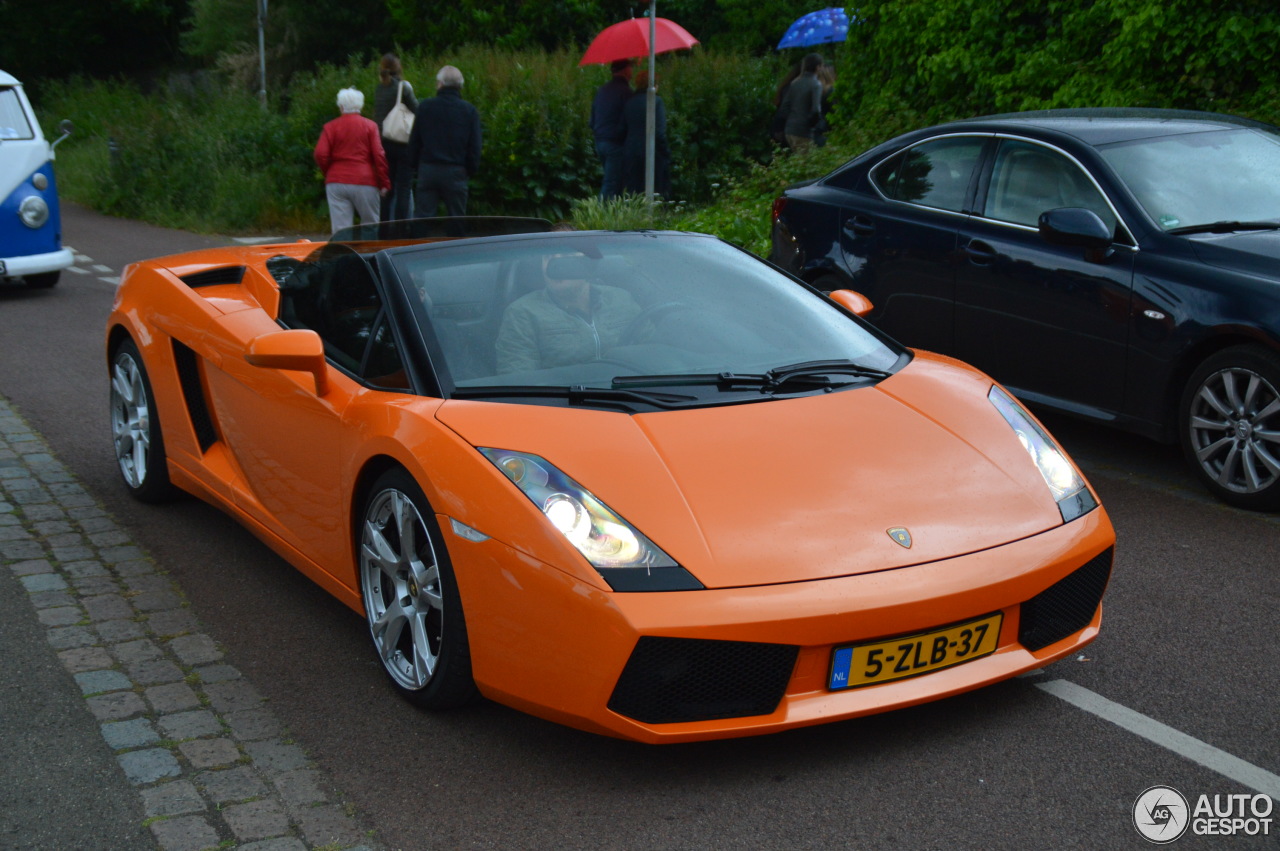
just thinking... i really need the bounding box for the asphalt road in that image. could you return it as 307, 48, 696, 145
1, 204, 1276, 850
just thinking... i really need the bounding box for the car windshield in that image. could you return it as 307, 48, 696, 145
388, 232, 903, 402
1099, 126, 1280, 232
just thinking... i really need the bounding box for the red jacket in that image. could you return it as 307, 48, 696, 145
314, 113, 390, 190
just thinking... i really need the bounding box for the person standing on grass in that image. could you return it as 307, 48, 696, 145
780, 53, 824, 154
407, 65, 482, 218
314, 87, 389, 234
373, 53, 418, 222
622, 70, 670, 198
590, 59, 633, 201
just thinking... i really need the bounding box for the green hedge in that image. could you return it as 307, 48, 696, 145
41, 47, 789, 234
40, 3, 1280, 248
831, 0, 1280, 137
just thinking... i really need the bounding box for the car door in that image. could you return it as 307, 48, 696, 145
953, 137, 1136, 417
208, 247, 408, 566
836, 134, 987, 354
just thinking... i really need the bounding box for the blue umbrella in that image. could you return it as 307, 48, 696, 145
776, 7, 851, 50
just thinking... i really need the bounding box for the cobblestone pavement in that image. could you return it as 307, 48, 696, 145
0, 396, 382, 851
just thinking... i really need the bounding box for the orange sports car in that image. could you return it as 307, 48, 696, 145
106, 218, 1115, 743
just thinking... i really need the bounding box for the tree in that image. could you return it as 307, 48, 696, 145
0, 0, 191, 86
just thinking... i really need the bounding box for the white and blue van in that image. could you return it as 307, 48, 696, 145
1, 70, 72, 288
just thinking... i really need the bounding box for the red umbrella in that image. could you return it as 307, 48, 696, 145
578, 17, 699, 66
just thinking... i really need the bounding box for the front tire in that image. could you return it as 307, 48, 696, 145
359, 468, 476, 709
1180, 345, 1280, 510
24, 271, 60, 289
109, 339, 176, 502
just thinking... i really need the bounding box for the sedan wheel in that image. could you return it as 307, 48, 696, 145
109, 340, 175, 503
1181, 346, 1280, 510
359, 469, 476, 708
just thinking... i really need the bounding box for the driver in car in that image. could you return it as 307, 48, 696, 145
495, 254, 643, 374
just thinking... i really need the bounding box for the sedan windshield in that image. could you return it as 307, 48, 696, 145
1099, 126, 1280, 232
389, 233, 902, 403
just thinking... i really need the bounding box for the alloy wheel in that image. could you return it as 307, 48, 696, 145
110, 351, 152, 489
1186, 364, 1280, 496
360, 487, 444, 691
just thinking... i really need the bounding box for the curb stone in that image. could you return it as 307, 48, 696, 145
0, 396, 381, 851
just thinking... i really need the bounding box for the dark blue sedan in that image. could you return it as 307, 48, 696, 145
770, 108, 1280, 510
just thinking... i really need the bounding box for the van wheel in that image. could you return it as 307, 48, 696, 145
25, 271, 59, 288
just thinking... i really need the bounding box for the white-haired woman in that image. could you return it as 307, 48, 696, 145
314, 87, 390, 234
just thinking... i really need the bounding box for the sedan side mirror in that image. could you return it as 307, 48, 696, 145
828, 289, 875, 317
1038, 207, 1114, 251
246, 329, 329, 395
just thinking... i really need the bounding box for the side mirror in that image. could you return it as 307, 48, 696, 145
51, 119, 73, 149
1038, 207, 1113, 251
828, 288, 875, 317
246, 329, 329, 395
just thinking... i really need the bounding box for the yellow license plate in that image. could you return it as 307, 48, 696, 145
829, 613, 1003, 690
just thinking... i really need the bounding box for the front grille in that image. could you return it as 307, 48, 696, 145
1019, 548, 1113, 651
608, 636, 798, 724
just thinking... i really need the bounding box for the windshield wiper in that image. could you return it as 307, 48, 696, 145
450, 384, 699, 410
1166, 220, 1280, 236
613, 359, 890, 393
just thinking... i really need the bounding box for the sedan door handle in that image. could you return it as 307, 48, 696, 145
843, 215, 875, 237
964, 240, 998, 265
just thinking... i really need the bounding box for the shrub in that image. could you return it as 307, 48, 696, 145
40, 47, 791, 235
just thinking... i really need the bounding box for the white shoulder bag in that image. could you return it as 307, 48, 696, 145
381, 80, 415, 144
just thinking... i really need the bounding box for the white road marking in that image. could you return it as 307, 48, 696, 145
1037, 679, 1280, 800
65, 266, 90, 275
91, 264, 113, 274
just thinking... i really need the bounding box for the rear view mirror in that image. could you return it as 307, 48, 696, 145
1038, 207, 1113, 250
828, 289, 875, 317
246, 329, 329, 395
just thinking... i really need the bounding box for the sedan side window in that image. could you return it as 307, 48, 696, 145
984, 140, 1117, 234
870, 136, 985, 213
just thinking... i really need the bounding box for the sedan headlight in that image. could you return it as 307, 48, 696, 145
479, 448, 702, 591
19, 195, 49, 229
988, 385, 1097, 522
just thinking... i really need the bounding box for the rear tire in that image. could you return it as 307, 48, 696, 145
358, 468, 477, 709
1180, 345, 1280, 511
24, 271, 59, 288
109, 339, 177, 503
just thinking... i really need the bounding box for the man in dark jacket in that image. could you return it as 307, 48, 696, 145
590, 59, 632, 201
780, 53, 824, 154
407, 65, 482, 218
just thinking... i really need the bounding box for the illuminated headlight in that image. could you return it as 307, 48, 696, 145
988, 386, 1097, 522
19, 196, 49, 228
480, 448, 702, 591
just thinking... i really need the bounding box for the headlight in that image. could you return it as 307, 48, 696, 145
988, 385, 1097, 522
479, 448, 702, 591
19, 196, 49, 229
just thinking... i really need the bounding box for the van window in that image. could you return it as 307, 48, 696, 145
0, 88, 35, 140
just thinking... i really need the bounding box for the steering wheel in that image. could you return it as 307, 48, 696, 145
623, 301, 687, 344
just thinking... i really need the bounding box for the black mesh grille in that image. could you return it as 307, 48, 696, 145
180, 266, 245, 288
1019, 548, 1113, 651
171, 341, 217, 452
608, 637, 798, 724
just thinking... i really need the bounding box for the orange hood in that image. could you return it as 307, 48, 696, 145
437, 355, 1070, 590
